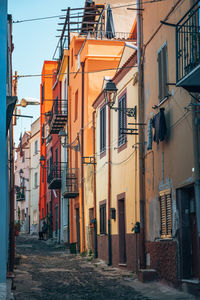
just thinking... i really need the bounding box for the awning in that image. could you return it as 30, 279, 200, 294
6, 96, 17, 134
106, 4, 115, 39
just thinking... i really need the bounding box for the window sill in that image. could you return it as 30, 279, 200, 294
117, 141, 127, 153
100, 150, 106, 159
154, 237, 173, 242
158, 93, 171, 107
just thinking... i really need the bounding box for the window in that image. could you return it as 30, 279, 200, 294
100, 204, 106, 234
159, 189, 172, 238
118, 94, 126, 147
22, 152, 25, 163
74, 90, 78, 122
33, 210, 38, 224
157, 43, 168, 102
42, 124, 44, 145
71, 49, 73, 67
35, 140, 38, 154
100, 105, 106, 153
42, 83, 44, 104
34, 172, 38, 188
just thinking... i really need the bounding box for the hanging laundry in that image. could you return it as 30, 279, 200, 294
152, 108, 167, 144
147, 118, 153, 150
159, 108, 167, 141
152, 113, 160, 144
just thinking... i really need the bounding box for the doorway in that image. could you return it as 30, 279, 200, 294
177, 185, 198, 279
76, 208, 80, 252
118, 198, 126, 264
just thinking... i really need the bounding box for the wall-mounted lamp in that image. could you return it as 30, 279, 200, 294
58, 129, 68, 148
104, 79, 137, 119
16, 97, 40, 107
39, 155, 45, 167
104, 79, 118, 108
40, 155, 45, 183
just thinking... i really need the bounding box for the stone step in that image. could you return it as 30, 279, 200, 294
138, 269, 158, 282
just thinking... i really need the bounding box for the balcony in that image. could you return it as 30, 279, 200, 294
176, 2, 200, 92
49, 97, 67, 134
47, 163, 61, 189
63, 168, 79, 198
16, 187, 25, 202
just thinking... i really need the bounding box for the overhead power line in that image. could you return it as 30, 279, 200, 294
13, 15, 66, 24
13, 0, 167, 24
16, 65, 137, 79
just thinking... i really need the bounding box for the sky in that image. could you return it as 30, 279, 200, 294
8, 0, 84, 146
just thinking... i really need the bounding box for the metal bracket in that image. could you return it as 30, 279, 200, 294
113, 105, 137, 119
82, 156, 96, 165
120, 128, 138, 135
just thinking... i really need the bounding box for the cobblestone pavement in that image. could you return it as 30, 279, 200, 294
13, 235, 197, 300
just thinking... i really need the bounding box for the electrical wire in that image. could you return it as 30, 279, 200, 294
16, 65, 137, 79
13, 15, 66, 24
12, 0, 167, 24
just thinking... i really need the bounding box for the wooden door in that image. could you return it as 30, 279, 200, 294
118, 199, 126, 264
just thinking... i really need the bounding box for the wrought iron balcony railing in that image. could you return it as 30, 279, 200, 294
16, 186, 25, 201
48, 97, 67, 134
176, 1, 200, 92
47, 162, 62, 189
63, 168, 79, 198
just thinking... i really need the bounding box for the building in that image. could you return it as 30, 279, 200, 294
142, 0, 200, 285
15, 132, 31, 233
39, 60, 58, 231
57, 50, 69, 244
29, 117, 40, 234
0, 5, 16, 296
93, 46, 139, 270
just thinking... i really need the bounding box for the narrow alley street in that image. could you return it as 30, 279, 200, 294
13, 235, 196, 300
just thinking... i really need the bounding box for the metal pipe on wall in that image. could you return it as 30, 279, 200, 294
137, 0, 146, 269
81, 62, 85, 252
108, 106, 112, 266
92, 111, 98, 258
0, 0, 8, 284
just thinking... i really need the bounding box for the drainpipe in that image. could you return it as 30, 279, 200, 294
81, 62, 85, 252
93, 111, 98, 258
8, 71, 17, 274
108, 106, 112, 266
191, 99, 200, 276
137, 0, 146, 269
0, 0, 8, 284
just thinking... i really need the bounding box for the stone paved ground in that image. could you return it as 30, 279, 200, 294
13, 235, 197, 300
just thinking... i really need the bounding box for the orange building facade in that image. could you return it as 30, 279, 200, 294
68, 36, 124, 252
39, 61, 58, 225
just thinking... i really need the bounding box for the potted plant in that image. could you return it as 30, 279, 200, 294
15, 221, 21, 236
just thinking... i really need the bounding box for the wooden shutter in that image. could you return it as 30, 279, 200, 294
100, 106, 106, 153
166, 193, 172, 236
160, 194, 166, 236
162, 45, 168, 98
158, 50, 163, 101
159, 189, 172, 238
158, 44, 168, 102
118, 95, 126, 146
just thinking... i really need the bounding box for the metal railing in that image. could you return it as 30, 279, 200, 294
48, 97, 68, 125
64, 168, 79, 196
47, 162, 61, 184
16, 187, 25, 201
176, 1, 200, 82
79, 30, 136, 41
